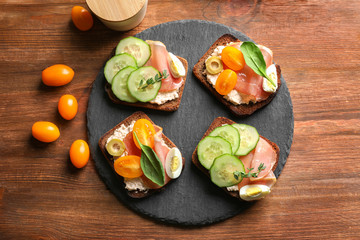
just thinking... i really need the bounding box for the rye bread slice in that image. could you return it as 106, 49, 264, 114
98, 111, 185, 198
106, 57, 188, 112
191, 117, 280, 200
192, 34, 282, 117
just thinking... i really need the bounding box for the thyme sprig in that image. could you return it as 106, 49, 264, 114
138, 70, 168, 90
233, 163, 266, 180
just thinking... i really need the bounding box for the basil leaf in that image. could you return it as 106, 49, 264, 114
240, 41, 276, 87
134, 132, 165, 186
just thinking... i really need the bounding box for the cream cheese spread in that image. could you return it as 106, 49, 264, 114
150, 89, 179, 105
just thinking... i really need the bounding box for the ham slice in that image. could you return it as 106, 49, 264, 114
145, 40, 183, 92
237, 150, 254, 189
229, 43, 274, 101
249, 137, 277, 181
236, 137, 277, 190
123, 131, 141, 157
153, 126, 171, 185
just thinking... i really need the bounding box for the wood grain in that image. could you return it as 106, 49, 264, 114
0, 0, 359, 239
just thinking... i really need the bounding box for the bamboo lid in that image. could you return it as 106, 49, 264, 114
86, 0, 147, 31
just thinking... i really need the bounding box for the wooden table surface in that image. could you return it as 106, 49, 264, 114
1, 0, 359, 239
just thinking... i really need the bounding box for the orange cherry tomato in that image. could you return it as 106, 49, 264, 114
71, 6, 93, 31
215, 69, 237, 95
58, 94, 78, 120
70, 140, 90, 168
32, 121, 60, 143
42, 64, 74, 86
132, 119, 155, 149
221, 46, 245, 71
114, 155, 143, 178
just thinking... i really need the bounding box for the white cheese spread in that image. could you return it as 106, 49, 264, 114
106, 120, 149, 191
227, 185, 239, 192
150, 89, 179, 105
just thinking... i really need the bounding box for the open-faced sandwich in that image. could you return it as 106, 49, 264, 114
193, 34, 281, 116
99, 111, 184, 198
104, 36, 188, 111
192, 117, 279, 201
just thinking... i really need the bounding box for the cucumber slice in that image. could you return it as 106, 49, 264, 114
104, 53, 137, 84
232, 124, 260, 156
116, 36, 151, 67
210, 154, 245, 187
127, 66, 161, 102
197, 136, 232, 170
111, 66, 138, 103
209, 125, 240, 154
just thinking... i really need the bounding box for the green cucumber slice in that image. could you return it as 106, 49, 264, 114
127, 66, 161, 102
197, 136, 232, 170
210, 154, 245, 187
209, 124, 240, 154
232, 124, 260, 156
116, 36, 151, 67
104, 53, 137, 84
111, 66, 138, 103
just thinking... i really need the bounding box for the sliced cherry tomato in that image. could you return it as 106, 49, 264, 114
42, 64, 74, 86
32, 121, 60, 143
133, 119, 155, 149
114, 155, 143, 178
71, 6, 93, 31
215, 69, 237, 95
70, 140, 90, 168
58, 94, 78, 120
221, 46, 245, 71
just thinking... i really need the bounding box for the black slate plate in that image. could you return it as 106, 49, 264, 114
87, 20, 294, 226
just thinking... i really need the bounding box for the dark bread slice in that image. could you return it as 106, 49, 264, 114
98, 111, 185, 198
192, 34, 282, 117
106, 57, 188, 112
191, 117, 280, 199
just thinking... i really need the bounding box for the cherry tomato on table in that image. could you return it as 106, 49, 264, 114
215, 69, 237, 95
132, 119, 156, 149
71, 6, 93, 31
32, 121, 60, 143
42, 64, 74, 86
114, 155, 143, 178
70, 140, 90, 168
221, 46, 245, 71
58, 94, 78, 120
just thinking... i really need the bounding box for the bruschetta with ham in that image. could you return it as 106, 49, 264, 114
192, 116, 279, 201
104, 37, 188, 112
99, 112, 184, 198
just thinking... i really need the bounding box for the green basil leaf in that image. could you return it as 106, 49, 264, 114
240, 41, 276, 87
134, 132, 165, 186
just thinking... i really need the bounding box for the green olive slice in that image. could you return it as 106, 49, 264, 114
106, 138, 126, 157
206, 56, 223, 75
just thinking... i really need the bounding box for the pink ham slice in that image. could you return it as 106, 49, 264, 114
249, 137, 277, 181
237, 150, 254, 189
145, 41, 183, 92
236, 137, 277, 190
153, 126, 171, 185
229, 43, 274, 101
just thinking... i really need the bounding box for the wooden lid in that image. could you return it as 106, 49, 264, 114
86, 0, 146, 22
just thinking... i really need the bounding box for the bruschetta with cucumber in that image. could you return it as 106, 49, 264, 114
192, 117, 279, 201
193, 34, 282, 116
98, 112, 185, 198
104, 36, 188, 112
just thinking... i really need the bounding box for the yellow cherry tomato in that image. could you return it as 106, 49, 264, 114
32, 121, 60, 143
70, 140, 90, 168
58, 94, 78, 120
42, 64, 74, 86
221, 46, 245, 71
114, 155, 143, 178
132, 119, 156, 149
71, 6, 93, 31
215, 69, 237, 95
